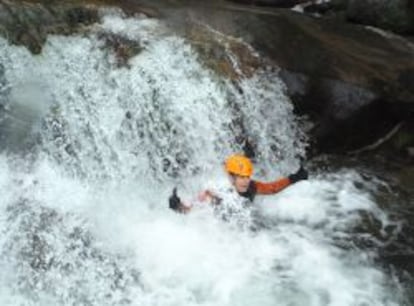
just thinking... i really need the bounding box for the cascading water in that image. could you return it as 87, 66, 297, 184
0, 10, 408, 306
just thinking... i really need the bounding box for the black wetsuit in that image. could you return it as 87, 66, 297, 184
238, 181, 257, 202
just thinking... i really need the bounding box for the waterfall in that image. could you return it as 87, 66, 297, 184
0, 10, 405, 306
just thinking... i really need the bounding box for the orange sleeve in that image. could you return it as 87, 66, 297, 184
255, 177, 291, 195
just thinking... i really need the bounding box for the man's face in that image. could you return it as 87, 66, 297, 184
231, 175, 251, 193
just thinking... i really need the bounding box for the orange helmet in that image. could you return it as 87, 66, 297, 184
225, 154, 253, 177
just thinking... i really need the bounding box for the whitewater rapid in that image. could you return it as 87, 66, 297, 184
0, 11, 406, 306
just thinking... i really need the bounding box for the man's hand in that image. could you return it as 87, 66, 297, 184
169, 188, 182, 211
169, 188, 191, 213
288, 166, 308, 183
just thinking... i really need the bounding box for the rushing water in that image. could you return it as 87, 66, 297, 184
0, 11, 409, 306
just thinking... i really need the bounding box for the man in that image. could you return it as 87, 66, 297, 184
169, 154, 308, 213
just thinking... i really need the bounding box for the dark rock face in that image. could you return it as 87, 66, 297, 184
227, 0, 309, 7
346, 0, 414, 35
229, 0, 414, 35
181, 7, 414, 153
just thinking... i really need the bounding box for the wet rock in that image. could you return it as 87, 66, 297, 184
1, 0, 412, 156
299, 0, 414, 35
0, 0, 158, 54
303, 1, 336, 15
346, 0, 414, 35
227, 0, 310, 8
179, 7, 414, 154
65, 6, 99, 26
186, 23, 261, 79
98, 32, 143, 68
0, 0, 99, 53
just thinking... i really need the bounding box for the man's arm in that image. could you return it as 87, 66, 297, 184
255, 167, 308, 195
169, 188, 191, 213
255, 177, 291, 195
169, 189, 219, 214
